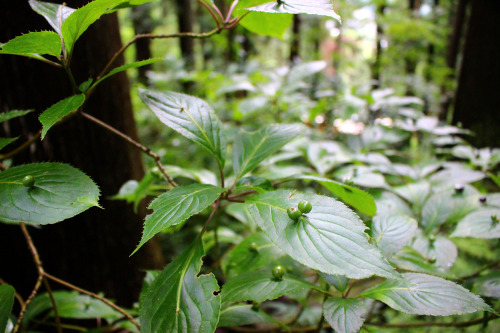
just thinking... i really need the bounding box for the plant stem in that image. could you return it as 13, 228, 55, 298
80, 111, 178, 187
0, 130, 42, 162
42, 277, 63, 333
197, 0, 223, 28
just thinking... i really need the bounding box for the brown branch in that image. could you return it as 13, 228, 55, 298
0, 130, 42, 162
43, 277, 63, 333
80, 111, 179, 187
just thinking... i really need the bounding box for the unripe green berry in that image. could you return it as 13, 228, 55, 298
298, 200, 312, 214
272, 265, 285, 280
287, 207, 302, 220
249, 242, 259, 252
22, 175, 35, 188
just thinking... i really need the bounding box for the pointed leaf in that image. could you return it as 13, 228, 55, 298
247, 0, 341, 22
93, 58, 161, 87
233, 124, 302, 180
390, 247, 446, 276
359, 273, 493, 316
412, 231, 457, 271
246, 190, 399, 279
29, 0, 76, 35
0, 163, 100, 225
372, 214, 417, 257
321, 274, 349, 293
218, 305, 273, 327
133, 184, 224, 255
139, 88, 227, 167
0, 110, 34, 123
39, 94, 85, 139
451, 208, 500, 239
0, 137, 19, 151
323, 297, 368, 333
140, 239, 220, 333
0, 31, 61, 57
0, 285, 15, 333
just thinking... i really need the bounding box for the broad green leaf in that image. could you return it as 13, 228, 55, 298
93, 58, 162, 87
0, 110, 34, 123
372, 214, 417, 257
140, 239, 220, 333
221, 266, 322, 303
393, 181, 431, 211
240, 12, 293, 39
218, 304, 273, 327
246, 190, 400, 279
132, 184, 224, 255
473, 271, 500, 299
375, 191, 414, 217
247, 0, 341, 22
323, 298, 368, 333
429, 165, 484, 187
0, 137, 19, 151
0, 163, 100, 225
0, 31, 61, 57
39, 94, 85, 140
359, 273, 492, 316
289, 175, 377, 217
0, 285, 15, 333
139, 89, 227, 167
390, 247, 446, 277
29, 0, 76, 35
221, 232, 284, 277
321, 274, 349, 293
411, 231, 457, 271
233, 124, 302, 180
306, 141, 351, 176
451, 208, 500, 239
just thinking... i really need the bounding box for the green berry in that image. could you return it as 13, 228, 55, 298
454, 184, 465, 194
272, 265, 285, 280
22, 175, 35, 188
298, 200, 312, 214
249, 242, 259, 252
287, 207, 302, 220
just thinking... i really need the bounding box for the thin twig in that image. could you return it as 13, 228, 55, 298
0, 130, 42, 161
201, 200, 220, 235
43, 277, 63, 333
225, 0, 239, 23
197, 0, 222, 28
80, 111, 178, 187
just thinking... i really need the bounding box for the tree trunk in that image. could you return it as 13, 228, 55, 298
289, 15, 302, 65
0, 0, 163, 306
176, 0, 195, 70
132, 4, 154, 84
453, 0, 500, 147
371, 2, 387, 90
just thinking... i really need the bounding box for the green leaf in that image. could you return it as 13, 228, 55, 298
139, 88, 227, 167
473, 271, 500, 299
0, 137, 19, 151
451, 208, 500, 239
218, 304, 273, 327
290, 175, 377, 217
411, 230, 457, 271
0, 31, 62, 57
29, 0, 76, 35
246, 190, 400, 279
372, 214, 417, 257
393, 181, 431, 211
221, 266, 322, 303
0, 285, 15, 333
323, 297, 368, 333
359, 273, 493, 316
321, 274, 349, 293
233, 124, 302, 180
488, 172, 500, 188
0, 163, 100, 225
132, 184, 224, 255
0, 110, 34, 123
93, 58, 162, 87
140, 239, 220, 333
240, 12, 293, 39
390, 247, 446, 277
246, 0, 341, 21
375, 191, 414, 217
39, 94, 85, 140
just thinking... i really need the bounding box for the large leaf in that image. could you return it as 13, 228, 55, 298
411, 231, 457, 271
0, 110, 34, 123
233, 124, 302, 180
0, 163, 100, 225
139, 89, 227, 167
359, 273, 492, 316
0, 31, 61, 57
133, 184, 224, 255
246, 190, 399, 279
140, 239, 220, 333
323, 297, 368, 333
247, 0, 341, 22
390, 247, 446, 277
29, 0, 76, 35
39, 94, 85, 139
240, 12, 292, 39
221, 266, 321, 303
451, 208, 500, 239
93, 58, 162, 87
372, 214, 417, 257
0, 285, 15, 333
0, 137, 19, 151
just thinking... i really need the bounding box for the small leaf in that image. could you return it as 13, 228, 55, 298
0, 110, 34, 123
411, 230, 457, 271
132, 184, 224, 255
233, 124, 302, 180
359, 273, 493, 316
39, 95, 85, 139
0, 137, 19, 151
0, 31, 62, 57
321, 274, 349, 293
78, 78, 93, 93
323, 297, 368, 333
451, 208, 500, 239
140, 239, 220, 333
29, 0, 76, 35
246, 0, 341, 22
93, 58, 162, 87
0, 163, 100, 225
473, 271, 500, 299
0, 285, 15, 333
390, 246, 446, 277
139, 88, 227, 167
246, 190, 400, 279
372, 214, 417, 257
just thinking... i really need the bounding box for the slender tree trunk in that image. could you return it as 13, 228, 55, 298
132, 4, 154, 84
289, 15, 302, 65
405, 0, 421, 96
176, 0, 195, 70
453, 0, 500, 147
372, 2, 387, 90
0, 0, 164, 306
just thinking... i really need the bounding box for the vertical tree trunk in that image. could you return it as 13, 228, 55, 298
176, 0, 195, 70
453, 0, 500, 147
289, 15, 302, 65
0, 0, 163, 306
372, 2, 387, 90
132, 4, 154, 84
405, 0, 421, 96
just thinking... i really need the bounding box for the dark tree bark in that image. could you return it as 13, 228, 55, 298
0, 0, 163, 306
176, 0, 195, 70
289, 15, 302, 65
371, 2, 387, 90
132, 4, 155, 84
453, 0, 500, 147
